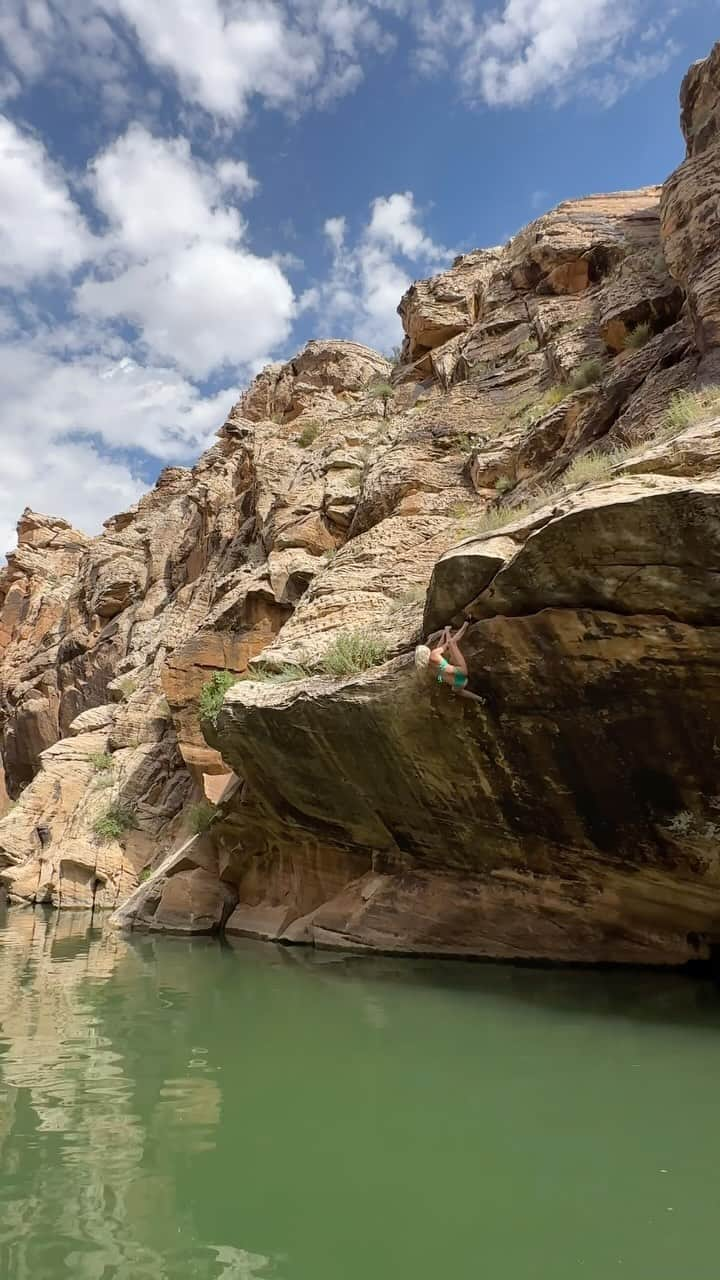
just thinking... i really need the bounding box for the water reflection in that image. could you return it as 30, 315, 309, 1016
0, 908, 274, 1280
2, 907, 720, 1280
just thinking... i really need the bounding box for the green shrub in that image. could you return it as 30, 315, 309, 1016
139, 867, 152, 883
463, 490, 554, 538
563, 451, 615, 486
494, 476, 515, 495
663, 386, 720, 434
94, 805, 136, 841
199, 670, 237, 726
450, 501, 472, 519
298, 420, 320, 448
241, 664, 308, 684
189, 801, 217, 834
569, 358, 603, 391
368, 380, 395, 419
454, 432, 477, 454
319, 630, 388, 676
520, 384, 570, 426
88, 752, 113, 772
624, 322, 653, 350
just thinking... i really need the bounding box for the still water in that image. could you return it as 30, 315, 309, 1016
1, 906, 719, 1280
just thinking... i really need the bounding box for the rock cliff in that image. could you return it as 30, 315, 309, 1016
2, 47, 720, 964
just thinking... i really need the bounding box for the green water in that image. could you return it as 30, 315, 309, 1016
1, 910, 719, 1280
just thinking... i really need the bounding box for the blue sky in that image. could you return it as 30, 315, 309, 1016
0, 0, 717, 552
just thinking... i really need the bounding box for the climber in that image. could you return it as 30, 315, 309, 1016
415, 622, 484, 703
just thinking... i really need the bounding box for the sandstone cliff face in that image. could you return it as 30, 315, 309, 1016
2, 47, 720, 964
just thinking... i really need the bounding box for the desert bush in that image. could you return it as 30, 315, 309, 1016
88, 752, 113, 772
199, 670, 237, 725
190, 801, 217, 834
521, 384, 570, 426
368, 380, 395, 419
319, 630, 388, 676
298, 420, 320, 448
563, 451, 616, 486
569, 358, 603, 391
451, 501, 473, 519
94, 805, 136, 841
663, 386, 720, 434
117, 676, 138, 702
494, 476, 515, 495
242, 665, 308, 684
624, 322, 653, 350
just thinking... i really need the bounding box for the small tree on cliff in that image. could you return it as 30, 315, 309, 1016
368, 379, 395, 419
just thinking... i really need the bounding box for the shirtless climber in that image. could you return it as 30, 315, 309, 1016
415, 622, 484, 703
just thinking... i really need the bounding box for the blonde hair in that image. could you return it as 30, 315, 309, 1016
414, 644, 431, 671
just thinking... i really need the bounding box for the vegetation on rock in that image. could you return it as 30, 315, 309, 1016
189, 801, 217, 834
569, 358, 603, 390
368, 380, 395, 418
199, 671, 238, 726
624, 321, 653, 349
664, 386, 720, 433
88, 752, 113, 772
298, 421, 321, 448
319, 630, 388, 676
93, 805, 136, 841
564, 451, 617, 486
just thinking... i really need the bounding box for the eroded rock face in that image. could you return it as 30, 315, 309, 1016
661, 44, 720, 371
4, 45, 720, 963
211, 471, 720, 966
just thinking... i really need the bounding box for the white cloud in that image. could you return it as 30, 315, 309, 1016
367, 191, 446, 262
0, 439, 144, 557
88, 125, 244, 254
313, 191, 449, 352
104, 0, 386, 121
0, 1, 141, 122
0, 118, 292, 548
0, 0, 683, 122
75, 125, 294, 377
324, 215, 347, 252
408, 0, 682, 107
77, 240, 295, 378
0, 0, 395, 125
0, 331, 237, 552
217, 159, 259, 198
0, 114, 92, 285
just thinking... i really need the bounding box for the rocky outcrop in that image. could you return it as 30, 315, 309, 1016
3, 44, 720, 966
661, 44, 720, 373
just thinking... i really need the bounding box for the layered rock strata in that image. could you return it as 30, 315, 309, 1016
2, 47, 720, 964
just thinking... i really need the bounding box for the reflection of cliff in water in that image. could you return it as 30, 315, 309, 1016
0, 908, 272, 1280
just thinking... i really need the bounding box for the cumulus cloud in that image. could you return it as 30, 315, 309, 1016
408, 0, 683, 107
0, 0, 685, 120
0, 117, 289, 548
0, 114, 93, 285
0, 318, 241, 551
314, 191, 449, 351
0, 0, 393, 124
74, 125, 294, 377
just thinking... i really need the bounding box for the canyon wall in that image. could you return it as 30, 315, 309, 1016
2, 47, 720, 964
